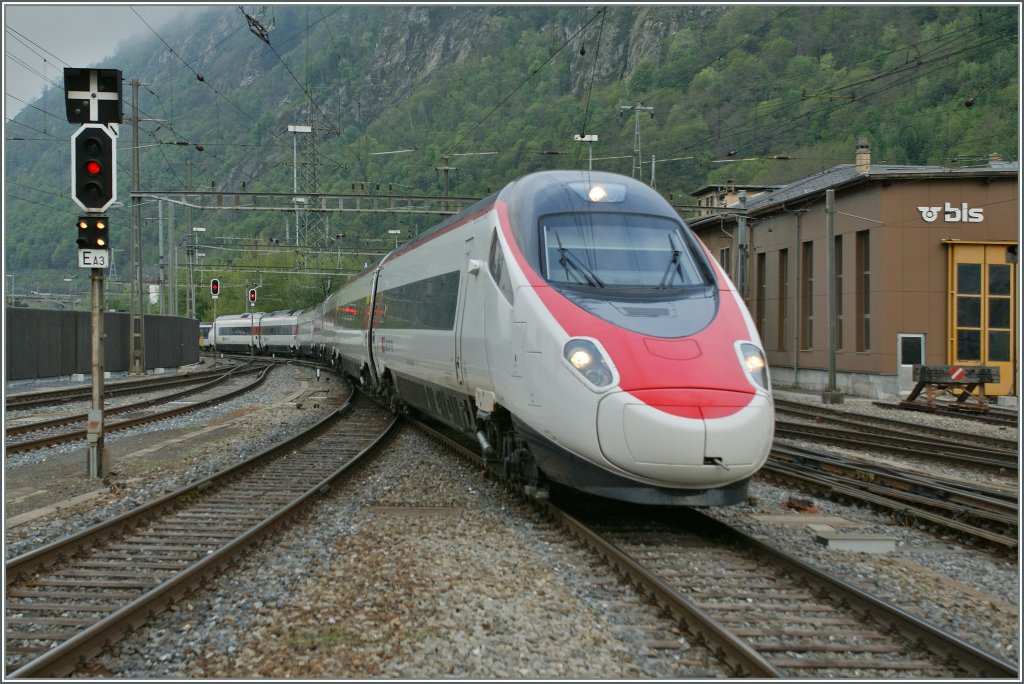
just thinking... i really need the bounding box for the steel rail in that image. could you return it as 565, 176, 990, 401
774, 421, 1017, 470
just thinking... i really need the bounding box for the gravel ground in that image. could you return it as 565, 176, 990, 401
76, 429, 729, 679
4, 375, 1020, 677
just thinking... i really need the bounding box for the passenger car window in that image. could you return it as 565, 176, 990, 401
489, 230, 514, 303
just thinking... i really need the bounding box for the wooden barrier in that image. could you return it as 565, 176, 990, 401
901, 365, 1000, 413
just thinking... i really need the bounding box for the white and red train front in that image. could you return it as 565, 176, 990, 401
323, 170, 773, 505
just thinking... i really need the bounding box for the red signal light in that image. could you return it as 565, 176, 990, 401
248, 288, 257, 304
85, 160, 102, 175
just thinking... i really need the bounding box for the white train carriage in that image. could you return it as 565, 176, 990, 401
257, 310, 300, 356
211, 313, 260, 354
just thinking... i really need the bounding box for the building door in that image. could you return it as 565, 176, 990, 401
947, 242, 1017, 396
896, 333, 925, 393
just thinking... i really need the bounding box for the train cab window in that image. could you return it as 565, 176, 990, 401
541, 213, 710, 291
488, 230, 514, 304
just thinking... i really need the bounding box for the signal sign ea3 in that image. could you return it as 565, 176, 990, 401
78, 250, 110, 269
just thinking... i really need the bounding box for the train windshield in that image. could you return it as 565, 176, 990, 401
541, 213, 711, 291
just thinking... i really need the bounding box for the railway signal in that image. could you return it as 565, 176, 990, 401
71, 123, 117, 212
248, 288, 257, 305
210, 278, 220, 299
76, 216, 109, 250
63, 68, 123, 124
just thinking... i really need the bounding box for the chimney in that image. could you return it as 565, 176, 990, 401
855, 137, 871, 174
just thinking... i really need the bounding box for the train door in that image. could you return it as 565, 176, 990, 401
945, 241, 1017, 396
455, 235, 489, 387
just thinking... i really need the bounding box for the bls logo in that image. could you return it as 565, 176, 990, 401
918, 202, 984, 223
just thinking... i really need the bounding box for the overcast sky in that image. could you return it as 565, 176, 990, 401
4, 3, 205, 117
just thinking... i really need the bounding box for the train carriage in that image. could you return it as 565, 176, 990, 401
257, 310, 301, 356
210, 313, 260, 354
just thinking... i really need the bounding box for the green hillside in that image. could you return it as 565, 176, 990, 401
5, 4, 1018, 316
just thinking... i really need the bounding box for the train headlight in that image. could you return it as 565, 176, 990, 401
563, 338, 616, 389
567, 181, 627, 203
738, 342, 770, 391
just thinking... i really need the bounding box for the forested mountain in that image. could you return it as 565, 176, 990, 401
5, 4, 1018, 314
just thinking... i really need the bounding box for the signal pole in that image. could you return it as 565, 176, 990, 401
88, 266, 107, 476
65, 66, 122, 479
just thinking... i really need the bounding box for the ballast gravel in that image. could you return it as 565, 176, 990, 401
72, 430, 723, 679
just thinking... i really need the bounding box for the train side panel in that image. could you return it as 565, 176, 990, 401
321, 275, 374, 379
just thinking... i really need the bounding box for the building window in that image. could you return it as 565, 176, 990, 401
756, 252, 766, 339
898, 334, 925, 367
719, 246, 732, 280
800, 240, 813, 349
835, 235, 844, 352
988, 263, 1012, 361
778, 248, 788, 352
855, 230, 871, 352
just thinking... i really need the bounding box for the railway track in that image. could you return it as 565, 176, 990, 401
872, 399, 1019, 428
5, 364, 273, 455
776, 399, 1017, 453
774, 402, 1017, 471
4, 390, 397, 678
766, 444, 1018, 549
404, 413, 1018, 679
550, 502, 1018, 679
4, 360, 256, 411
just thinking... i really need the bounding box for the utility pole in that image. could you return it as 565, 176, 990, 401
736, 189, 748, 302
822, 189, 844, 404
435, 156, 457, 213
184, 159, 207, 319
619, 103, 654, 180
167, 202, 176, 315
155, 200, 165, 314
129, 78, 146, 375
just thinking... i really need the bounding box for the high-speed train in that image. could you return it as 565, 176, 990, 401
221, 170, 774, 505
210, 310, 301, 356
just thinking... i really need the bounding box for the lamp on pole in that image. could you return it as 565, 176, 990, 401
188, 227, 206, 319
573, 134, 598, 170
63, 275, 76, 310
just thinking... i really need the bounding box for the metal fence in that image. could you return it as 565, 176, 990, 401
5, 309, 199, 381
